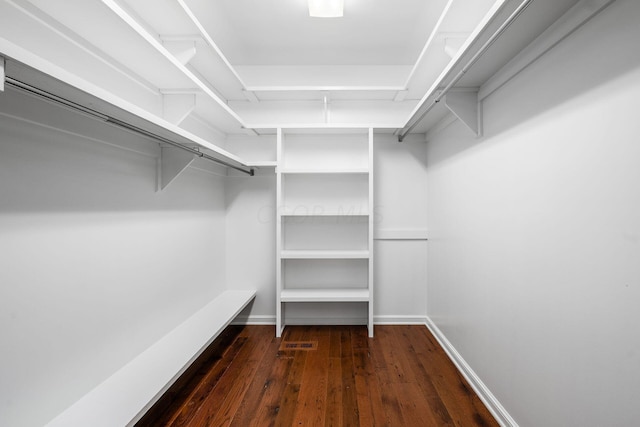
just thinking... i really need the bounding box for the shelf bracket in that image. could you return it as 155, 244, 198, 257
162, 92, 196, 126
242, 89, 259, 103
393, 90, 408, 102
161, 38, 197, 66
444, 90, 482, 137
158, 145, 196, 191
442, 34, 467, 58
0, 56, 5, 92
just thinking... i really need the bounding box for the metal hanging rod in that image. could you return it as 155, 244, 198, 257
397, 0, 533, 142
4, 76, 254, 176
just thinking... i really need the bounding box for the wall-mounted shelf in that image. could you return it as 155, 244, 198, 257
396, 0, 607, 139
0, 49, 255, 187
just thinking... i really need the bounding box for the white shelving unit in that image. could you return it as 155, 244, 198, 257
276, 128, 374, 337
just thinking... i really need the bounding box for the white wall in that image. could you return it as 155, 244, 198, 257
225, 132, 428, 325
224, 135, 276, 324
0, 89, 227, 427
374, 134, 428, 323
425, 1, 640, 425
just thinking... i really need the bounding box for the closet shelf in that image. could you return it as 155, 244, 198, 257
281, 288, 370, 303
281, 250, 369, 259
397, 0, 605, 139
279, 168, 369, 174
281, 210, 369, 217
247, 161, 277, 168
0, 51, 254, 177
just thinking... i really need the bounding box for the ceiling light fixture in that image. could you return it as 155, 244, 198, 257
308, 0, 344, 17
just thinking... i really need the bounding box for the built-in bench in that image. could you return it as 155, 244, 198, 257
45, 289, 256, 427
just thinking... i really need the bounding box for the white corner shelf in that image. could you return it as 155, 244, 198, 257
280, 288, 370, 303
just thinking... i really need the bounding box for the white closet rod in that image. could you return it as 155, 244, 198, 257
397, 0, 533, 142
5, 77, 254, 176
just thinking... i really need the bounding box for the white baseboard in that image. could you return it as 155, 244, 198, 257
232, 315, 275, 325
232, 315, 428, 326
281, 316, 367, 325
375, 315, 428, 324
424, 317, 518, 427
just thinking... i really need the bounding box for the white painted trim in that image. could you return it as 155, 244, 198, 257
231, 314, 429, 326
374, 315, 429, 325
232, 315, 276, 326
374, 229, 428, 240
424, 317, 518, 427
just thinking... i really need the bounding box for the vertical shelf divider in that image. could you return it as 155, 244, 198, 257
276, 128, 284, 337
368, 127, 374, 337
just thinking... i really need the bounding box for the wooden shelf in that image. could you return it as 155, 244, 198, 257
281, 288, 370, 302
281, 250, 369, 259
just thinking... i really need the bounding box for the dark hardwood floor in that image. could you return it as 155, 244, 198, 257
136, 325, 498, 427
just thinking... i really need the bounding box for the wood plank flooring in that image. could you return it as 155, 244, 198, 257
136, 325, 498, 427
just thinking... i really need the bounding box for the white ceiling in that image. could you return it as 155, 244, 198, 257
191, 0, 448, 66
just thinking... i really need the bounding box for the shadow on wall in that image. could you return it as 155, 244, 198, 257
0, 88, 225, 214
427, 0, 640, 167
